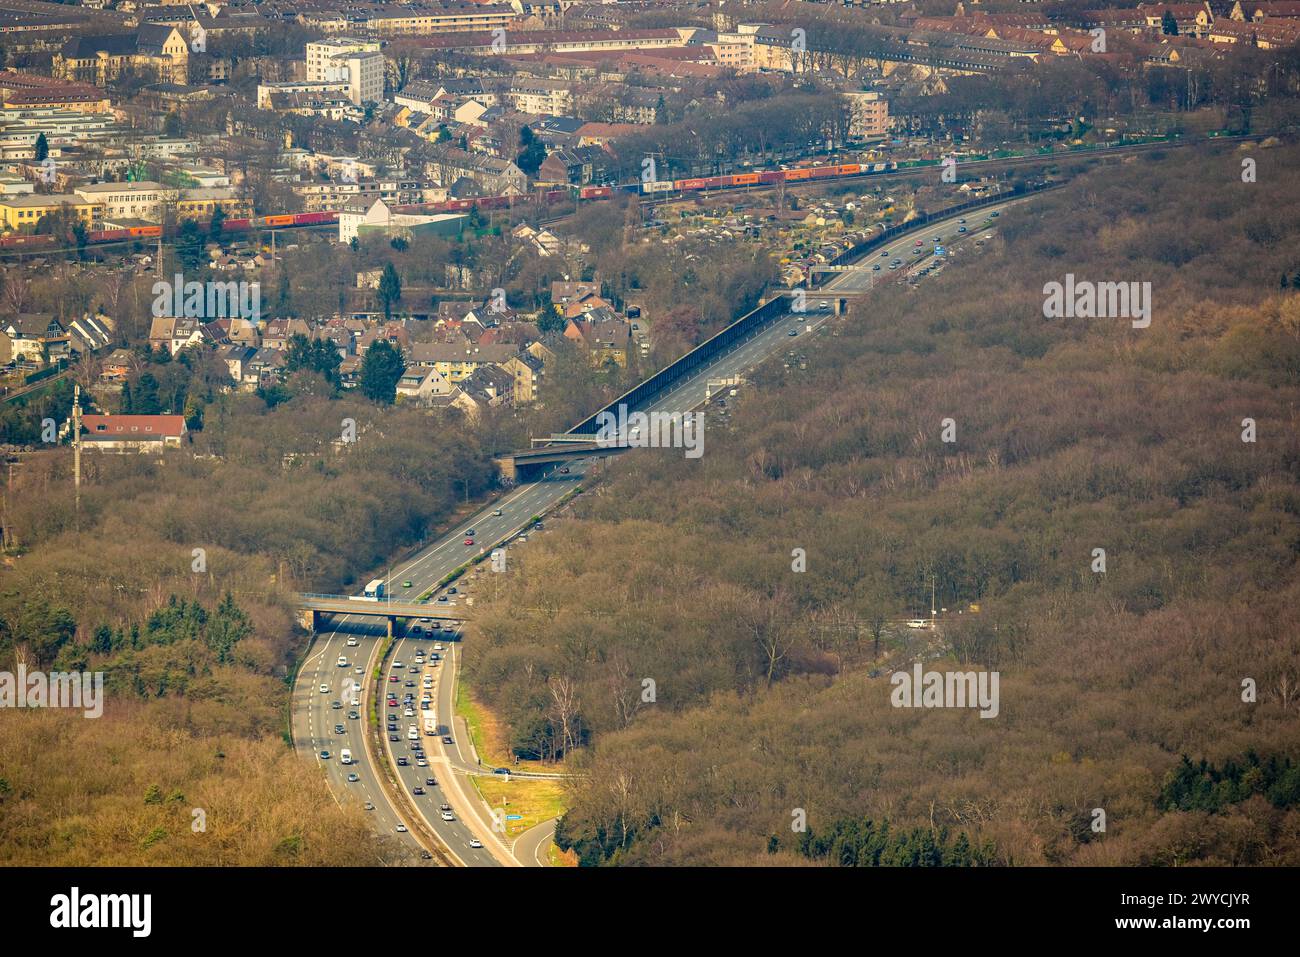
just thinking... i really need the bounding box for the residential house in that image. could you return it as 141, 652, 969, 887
2, 314, 69, 363
80, 413, 188, 452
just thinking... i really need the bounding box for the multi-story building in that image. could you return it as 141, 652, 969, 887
53, 27, 190, 87
843, 91, 890, 140
306, 38, 384, 106
507, 79, 573, 116
0, 194, 99, 233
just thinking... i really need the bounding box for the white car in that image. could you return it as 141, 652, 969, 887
469, 839, 483, 849
350, 697, 360, 707
319, 684, 329, 694
433, 644, 444, 652
395, 824, 408, 833
336, 656, 347, 668
441, 810, 455, 822
346, 637, 358, 647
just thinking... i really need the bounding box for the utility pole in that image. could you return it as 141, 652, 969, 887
930, 574, 936, 630
72, 382, 82, 516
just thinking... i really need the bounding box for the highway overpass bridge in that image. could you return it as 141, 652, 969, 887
296, 593, 472, 636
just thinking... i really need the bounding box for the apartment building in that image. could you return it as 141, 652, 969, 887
306, 38, 384, 105
508, 79, 573, 116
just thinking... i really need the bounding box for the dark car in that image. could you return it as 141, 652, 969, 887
396, 756, 408, 766
559, 467, 570, 474
493, 767, 510, 775
389, 734, 400, 742
425, 777, 437, 787
412, 786, 425, 796
419, 850, 433, 860
447, 587, 458, 595
442, 735, 454, 745
319, 750, 331, 760
387, 723, 397, 731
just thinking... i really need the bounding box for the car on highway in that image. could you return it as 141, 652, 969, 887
405, 680, 416, 687
559, 467, 571, 474
493, 768, 511, 776
990, 211, 1000, 217
404, 707, 415, 717
464, 537, 474, 546
395, 824, 407, 833
958, 218, 966, 224
331, 700, 342, 710
387, 722, 397, 731
433, 644, 444, 652
819, 300, 829, 309
389, 733, 399, 741
469, 839, 483, 849
442, 735, 454, 745
346, 637, 358, 647
914, 239, 922, 246
440, 810, 455, 822
354, 666, 363, 675
417, 757, 428, 767
413, 786, 425, 796
880, 250, 889, 257
397, 756, 408, 766
336, 656, 347, 667
393, 660, 403, 668
425, 777, 437, 786
388, 674, 398, 682
872, 264, 881, 271
418, 617, 431, 623
364, 802, 374, 811
448, 587, 457, 595
958, 226, 967, 233
492, 508, 502, 516
319, 750, 331, 760
787, 329, 798, 336
436, 595, 449, 603
403, 580, 413, 588
419, 850, 432, 860
334, 724, 345, 735
319, 684, 329, 693
350, 696, 359, 707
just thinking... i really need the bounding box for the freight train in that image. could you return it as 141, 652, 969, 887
577, 162, 900, 200
0, 210, 341, 252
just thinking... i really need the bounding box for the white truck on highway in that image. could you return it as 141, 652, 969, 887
423, 715, 437, 736
340, 749, 353, 765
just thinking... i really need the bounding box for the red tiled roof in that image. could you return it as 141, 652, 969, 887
82, 414, 187, 440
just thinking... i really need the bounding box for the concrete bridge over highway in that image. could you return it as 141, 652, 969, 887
296, 593, 472, 636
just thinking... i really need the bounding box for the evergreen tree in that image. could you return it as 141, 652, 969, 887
377, 262, 402, 319
359, 339, 404, 404
34, 132, 48, 162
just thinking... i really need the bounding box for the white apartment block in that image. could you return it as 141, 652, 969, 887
306, 38, 384, 106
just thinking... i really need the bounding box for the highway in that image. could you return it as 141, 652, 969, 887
290, 195, 1027, 866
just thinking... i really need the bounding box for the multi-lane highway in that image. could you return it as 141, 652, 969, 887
291, 194, 1026, 866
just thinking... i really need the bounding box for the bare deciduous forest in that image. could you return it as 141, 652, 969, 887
0, 398, 495, 864
468, 140, 1300, 865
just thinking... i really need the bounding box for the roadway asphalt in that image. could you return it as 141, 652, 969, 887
825, 199, 1015, 293
291, 198, 1023, 866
